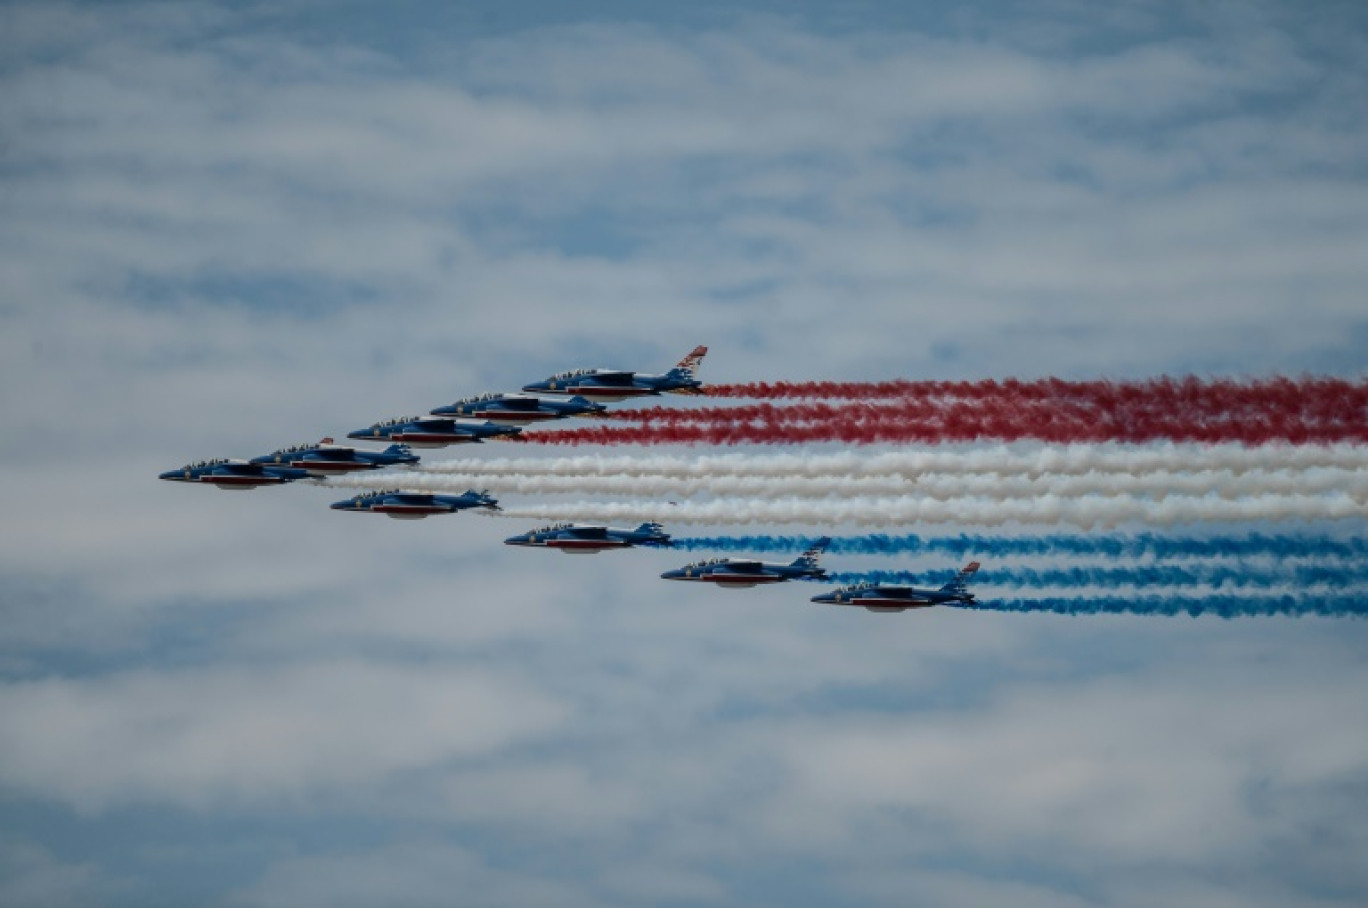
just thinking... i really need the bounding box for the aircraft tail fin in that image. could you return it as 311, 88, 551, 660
939, 561, 981, 597
790, 536, 832, 570
667, 346, 708, 380
634, 522, 672, 546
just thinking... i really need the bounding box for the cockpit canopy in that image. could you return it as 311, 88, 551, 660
269, 441, 332, 455
185, 458, 228, 469
527, 523, 573, 534
683, 557, 728, 569
375, 416, 426, 428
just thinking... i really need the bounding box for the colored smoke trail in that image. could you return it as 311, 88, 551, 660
956, 595, 1368, 618
672, 532, 1368, 559
611, 396, 1364, 431
377, 444, 1368, 480
487, 492, 1366, 527
823, 564, 1368, 589
704, 376, 1368, 405
525, 410, 1368, 446
566, 376, 1368, 446
328, 466, 1368, 502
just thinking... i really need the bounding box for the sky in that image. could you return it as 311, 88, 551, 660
1, 0, 1367, 905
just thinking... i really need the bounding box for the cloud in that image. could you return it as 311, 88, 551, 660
0, 839, 122, 908
226, 840, 593, 908
0, 660, 568, 810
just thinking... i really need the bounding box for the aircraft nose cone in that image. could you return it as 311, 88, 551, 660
429, 405, 457, 416
503, 536, 530, 546
329, 499, 355, 510
810, 593, 836, 604
346, 428, 373, 440
660, 569, 685, 580
158, 469, 182, 481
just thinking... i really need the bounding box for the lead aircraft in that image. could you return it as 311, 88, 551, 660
521, 346, 708, 401
810, 562, 981, 612
661, 537, 831, 588
504, 522, 672, 553
159, 458, 311, 489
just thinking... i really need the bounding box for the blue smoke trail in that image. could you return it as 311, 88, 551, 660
823, 564, 1368, 589
674, 533, 1368, 560
958, 595, 1368, 618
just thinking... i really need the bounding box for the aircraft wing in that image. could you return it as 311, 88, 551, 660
497, 396, 543, 411
219, 462, 268, 476
586, 371, 637, 386
567, 526, 611, 540
309, 447, 357, 460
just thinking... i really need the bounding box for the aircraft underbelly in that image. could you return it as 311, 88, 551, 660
708, 574, 780, 586
566, 387, 652, 401
477, 411, 555, 425
292, 461, 369, 473
207, 476, 272, 487
393, 433, 472, 445
856, 598, 932, 609
375, 506, 444, 517
548, 540, 623, 551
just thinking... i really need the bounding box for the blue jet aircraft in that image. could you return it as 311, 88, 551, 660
430, 393, 606, 425
347, 417, 521, 447
330, 488, 499, 519
522, 346, 708, 401
810, 562, 981, 612
504, 522, 672, 553
661, 537, 831, 588
159, 459, 312, 489
251, 438, 419, 476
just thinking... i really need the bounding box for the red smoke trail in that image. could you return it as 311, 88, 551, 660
610, 395, 1367, 428
592, 377, 1368, 444
527, 406, 1368, 446
704, 376, 1368, 411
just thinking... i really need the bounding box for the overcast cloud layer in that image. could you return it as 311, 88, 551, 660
1, 1, 1367, 905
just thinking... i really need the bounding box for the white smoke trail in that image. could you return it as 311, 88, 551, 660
326, 467, 1368, 503
400, 443, 1368, 480
478, 492, 1367, 528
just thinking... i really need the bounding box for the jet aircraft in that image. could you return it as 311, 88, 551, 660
347, 417, 521, 447
810, 562, 981, 612
661, 537, 831, 588
251, 438, 419, 475
430, 393, 606, 425
504, 522, 672, 553
521, 346, 708, 401
330, 488, 500, 519
159, 459, 312, 489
